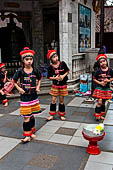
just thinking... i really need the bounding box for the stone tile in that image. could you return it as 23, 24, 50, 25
104, 119, 113, 126
55, 127, 76, 136
89, 151, 113, 165
49, 134, 72, 144
84, 161, 112, 170
46, 120, 65, 127
104, 126, 113, 133
80, 103, 95, 108
106, 110, 113, 115
105, 114, 113, 120
35, 132, 53, 141
22, 165, 46, 170
71, 111, 88, 117
40, 104, 49, 108
79, 123, 98, 130
10, 108, 20, 116
0, 136, 20, 159
61, 121, 80, 129
0, 150, 35, 170
99, 139, 113, 152
74, 129, 83, 137
68, 136, 88, 147
67, 97, 85, 107
102, 131, 113, 142
108, 104, 113, 110
38, 125, 59, 134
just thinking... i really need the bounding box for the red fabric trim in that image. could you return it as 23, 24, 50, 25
94, 113, 101, 117
58, 112, 66, 116
52, 84, 67, 89
94, 89, 112, 93
49, 112, 57, 116
94, 112, 105, 117
23, 131, 33, 137
93, 94, 112, 99
32, 127, 36, 133
2, 99, 8, 104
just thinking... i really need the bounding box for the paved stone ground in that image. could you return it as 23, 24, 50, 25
0, 95, 113, 170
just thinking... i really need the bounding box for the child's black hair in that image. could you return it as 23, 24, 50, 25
93, 61, 100, 71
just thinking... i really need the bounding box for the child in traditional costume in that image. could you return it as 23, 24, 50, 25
47, 49, 69, 121
0, 63, 8, 106
93, 54, 113, 120
13, 47, 42, 142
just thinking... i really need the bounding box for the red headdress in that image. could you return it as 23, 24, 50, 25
96, 54, 107, 61
0, 63, 5, 69
20, 47, 35, 59
47, 49, 57, 60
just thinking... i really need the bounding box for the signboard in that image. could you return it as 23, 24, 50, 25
78, 4, 91, 52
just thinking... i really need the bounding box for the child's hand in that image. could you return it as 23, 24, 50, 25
60, 75, 64, 81
104, 78, 109, 83
5, 71, 7, 75
100, 81, 106, 86
55, 75, 62, 81
36, 87, 40, 92
19, 88, 25, 94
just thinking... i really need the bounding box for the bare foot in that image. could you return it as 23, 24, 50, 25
31, 134, 36, 139
100, 116, 105, 120
4, 102, 8, 107
61, 116, 66, 120
46, 116, 53, 121
21, 137, 30, 143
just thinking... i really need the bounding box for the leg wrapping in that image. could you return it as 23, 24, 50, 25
49, 103, 57, 116
101, 105, 105, 112
2, 95, 8, 103
30, 116, 35, 133
101, 104, 105, 116
58, 103, 66, 116
23, 121, 33, 137
94, 106, 101, 117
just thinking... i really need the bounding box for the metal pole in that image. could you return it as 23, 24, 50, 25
99, 0, 104, 54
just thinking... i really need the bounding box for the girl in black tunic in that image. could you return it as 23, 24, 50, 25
47, 49, 69, 121
13, 47, 42, 142
93, 54, 113, 120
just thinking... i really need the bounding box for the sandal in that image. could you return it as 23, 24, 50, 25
46, 116, 53, 121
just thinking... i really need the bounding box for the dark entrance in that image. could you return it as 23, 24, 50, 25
43, 6, 59, 64
96, 32, 113, 53
0, 13, 26, 75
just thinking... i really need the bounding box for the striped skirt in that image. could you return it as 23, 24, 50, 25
92, 87, 112, 99
49, 84, 68, 96
20, 97, 41, 117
